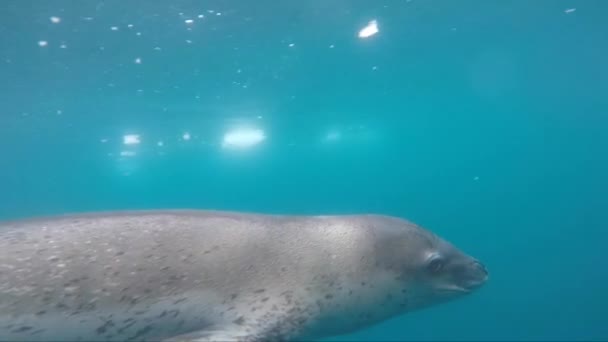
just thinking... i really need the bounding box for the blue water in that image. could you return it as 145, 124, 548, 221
1, 1, 607, 340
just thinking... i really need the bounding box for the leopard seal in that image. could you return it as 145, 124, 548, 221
0, 210, 488, 341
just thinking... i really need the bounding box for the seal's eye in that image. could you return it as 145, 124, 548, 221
427, 256, 444, 273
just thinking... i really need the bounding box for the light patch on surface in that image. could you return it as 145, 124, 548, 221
60, 43, 67, 49
38, 40, 48, 47
185, 19, 194, 25
198, 14, 205, 18
564, 8, 576, 14
123, 134, 140, 145
100, 138, 108, 143
474, 176, 480, 181
358, 20, 379, 38
157, 141, 164, 147
134, 57, 142, 64
120, 151, 136, 157
325, 130, 341, 142
182, 132, 191, 141
288, 43, 295, 47
50, 16, 61, 24
222, 128, 266, 149
110, 26, 119, 31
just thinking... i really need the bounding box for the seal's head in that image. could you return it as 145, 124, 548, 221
372, 216, 489, 311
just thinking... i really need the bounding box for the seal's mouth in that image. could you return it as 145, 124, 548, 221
461, 261, 489, 292
437, 260, 489, 295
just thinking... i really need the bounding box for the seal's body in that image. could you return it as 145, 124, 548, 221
0, 210, 488, 341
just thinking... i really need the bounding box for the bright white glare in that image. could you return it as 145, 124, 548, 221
50, 16, 61, 24
222, 128, 265, 149
123, 134, 140, 145
38, 40, 48, 47
182, 132, 191, 140
358, 20, 379, 38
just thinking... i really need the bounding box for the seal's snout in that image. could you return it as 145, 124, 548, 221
475, 261, 488, 278
463, 260, 488, 290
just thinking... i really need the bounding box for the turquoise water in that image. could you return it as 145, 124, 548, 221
1, 0, 607, 340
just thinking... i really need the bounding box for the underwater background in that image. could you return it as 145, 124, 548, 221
1, 0, 607, 340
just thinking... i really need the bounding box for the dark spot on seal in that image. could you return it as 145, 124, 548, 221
233, 316, 245, 325
253, 289, 266, 294
115, 251, 125, 256
66, 278, 81, 285
159, 310, 167, 318
386, 294, 393, 301
12, 326, 33, 333
361, 282, 366, 286
31, 329, 45, 335
231, 293, 238, 300
348, 290, 353, 296
96, 319, 114, 335
117, 320, 136, 334
135, 311, 146, 315
56, 302, 68, 309
325, 294, 333, 300
35, 310, 47, 316
173, 298, 187, 305
160, 266, 170, 271
169, 309, 180, 318
261, 297, 270, 302
203, 250, 211, 254
113, 271, 121, 277
127, 324, 153, 341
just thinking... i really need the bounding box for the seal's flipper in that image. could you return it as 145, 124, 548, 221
162, 325, 258, 342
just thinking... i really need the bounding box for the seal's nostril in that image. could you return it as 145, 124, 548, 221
474, 261, 488, 276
